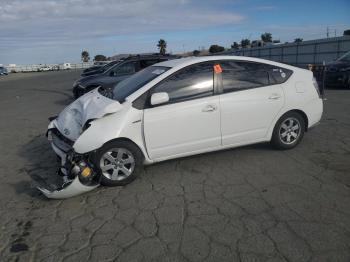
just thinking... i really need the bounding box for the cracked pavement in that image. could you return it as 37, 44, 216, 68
0, 70, 349, 262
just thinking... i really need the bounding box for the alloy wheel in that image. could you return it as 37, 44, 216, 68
100, 148, 135, 181
279, 117, 301, 145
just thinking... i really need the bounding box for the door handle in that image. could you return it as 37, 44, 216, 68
268, 93, 281, 100
202, 104, 217, 112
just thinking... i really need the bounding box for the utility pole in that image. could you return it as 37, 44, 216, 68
327, 26, 329, 38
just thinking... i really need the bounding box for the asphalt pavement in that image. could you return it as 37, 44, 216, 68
0, 70, 349, 262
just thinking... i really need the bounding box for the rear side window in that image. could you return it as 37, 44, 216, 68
152, 62, 214, 104
220, 61, 269, 93
265, 65, 293, 84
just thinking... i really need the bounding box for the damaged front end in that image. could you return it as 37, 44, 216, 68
37, 90, 123, 199
37, 127, 99, 199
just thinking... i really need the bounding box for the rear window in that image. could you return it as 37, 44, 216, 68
220, 61, 269, 93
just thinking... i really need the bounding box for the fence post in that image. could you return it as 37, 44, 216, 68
281, 46, 284, 63
296, 43, 299, 66
313, 43, 317, 64
337, 39, 341, 59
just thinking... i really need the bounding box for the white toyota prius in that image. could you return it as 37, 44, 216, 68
39, 56, 323, 198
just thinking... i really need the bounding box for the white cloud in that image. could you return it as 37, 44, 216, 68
0, 0, 245, 63
0, 0, 244, 40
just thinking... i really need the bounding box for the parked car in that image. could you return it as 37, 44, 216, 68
38, 65, 52, 72
325, 51, 350, 88
39, 56, 323, 198
81, 60, 120, 77
73, 55, 177, 98
0, 66, 8, 75
60, 63, 71, 70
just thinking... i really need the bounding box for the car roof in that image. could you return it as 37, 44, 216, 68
157, 55, 304, 72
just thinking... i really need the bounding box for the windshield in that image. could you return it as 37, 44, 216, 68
337, 51, 350, 62
113, 66, 170, 102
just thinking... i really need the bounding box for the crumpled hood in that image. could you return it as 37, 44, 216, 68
54, 89, 122, 141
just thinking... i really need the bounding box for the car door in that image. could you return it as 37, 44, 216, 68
143, 62, 221, 160
218, 60, 285, 146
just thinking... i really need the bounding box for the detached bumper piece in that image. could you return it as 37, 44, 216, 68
38, 128, 100, 199
38, 175, 99, 199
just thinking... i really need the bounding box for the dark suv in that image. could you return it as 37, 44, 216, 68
81, 61, 120, 77
73, 55, 177, 98
325, 51, 350, 89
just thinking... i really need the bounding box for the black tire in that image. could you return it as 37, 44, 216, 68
271, 112, 305, 150
93, 140, 143, 186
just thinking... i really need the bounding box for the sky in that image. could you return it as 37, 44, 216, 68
0, 0, 349, 65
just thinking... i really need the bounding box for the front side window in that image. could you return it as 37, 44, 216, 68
220, 61, 269, 93
110, 61, 136, 76
152, 62, 214, 104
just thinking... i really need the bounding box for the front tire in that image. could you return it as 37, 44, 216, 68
271, 112, 305, 150
94, 140, 143, 186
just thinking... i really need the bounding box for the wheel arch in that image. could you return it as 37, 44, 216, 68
100, 137, 147, 161
268, 108, 309, 141
286, 109, 309, 131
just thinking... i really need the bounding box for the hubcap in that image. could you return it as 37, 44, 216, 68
279, 117, 301, 145
100, 148, 135, 181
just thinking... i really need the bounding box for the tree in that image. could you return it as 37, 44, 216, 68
240, 39, 250, 48
209, 45, 225, 54
294, 38, 303, 43
261, 32, 272, 43
94, 54, 107, 61
231, 42, 239, 49
193, 50, 200, 56
81, 50, 90, 62
157, 39, 167, 55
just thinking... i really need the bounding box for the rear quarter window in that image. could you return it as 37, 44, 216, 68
266, 65, 293, 84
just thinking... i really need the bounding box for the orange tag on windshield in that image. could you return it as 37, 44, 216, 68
214, 64, 222, 74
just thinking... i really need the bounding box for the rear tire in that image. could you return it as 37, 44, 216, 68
271, 112, 305, 150
94, 140, 143, 186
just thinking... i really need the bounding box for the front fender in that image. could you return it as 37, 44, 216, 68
73, 106, 150, 162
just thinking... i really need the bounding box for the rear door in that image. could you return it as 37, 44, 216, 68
143, 62, 221, 160
218, 60, 285, 145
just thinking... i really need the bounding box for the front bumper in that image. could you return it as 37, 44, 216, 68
37, 127, 100, 199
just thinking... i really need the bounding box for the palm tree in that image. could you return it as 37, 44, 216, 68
81, 50, 90, 62
157, 39, 167, 55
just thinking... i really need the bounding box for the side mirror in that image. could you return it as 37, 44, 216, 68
150, 92, 169, 106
